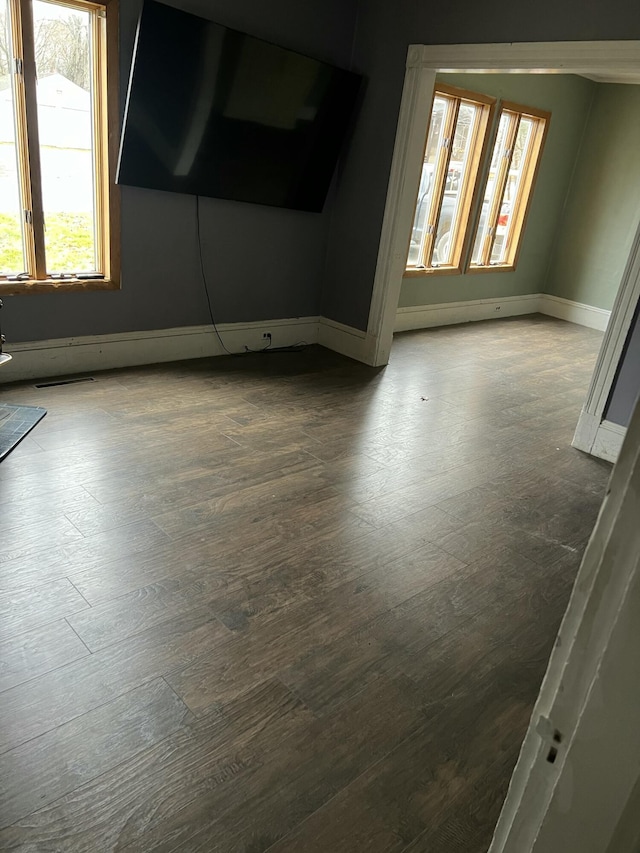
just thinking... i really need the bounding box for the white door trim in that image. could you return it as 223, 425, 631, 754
488, 391, 640, 853
590, 419, 627, 464
366, 40, 640, 369
572, 219, 640, 457
367, 59, 436, 368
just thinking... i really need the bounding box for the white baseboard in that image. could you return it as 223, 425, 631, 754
538, 294, 611, 332
0, 293, 614, 384
573, 410, 625, 462
572, 409, 601, 454
395, 294, 541, 332
0, 317, 319, 383
395, 293, 612, 334
317, 317, 370, 363
591, 419, 626, 463
0, 315, 375, 383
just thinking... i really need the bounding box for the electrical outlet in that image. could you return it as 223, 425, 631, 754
263, 332, 272, 340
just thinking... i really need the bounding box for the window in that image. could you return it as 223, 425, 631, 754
0, 0, 118, 291
406, 88, 550, 277
469, 102, 549, 272
406, 84, 495, 276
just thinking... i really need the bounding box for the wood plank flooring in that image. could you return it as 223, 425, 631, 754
0, 316, 611, 852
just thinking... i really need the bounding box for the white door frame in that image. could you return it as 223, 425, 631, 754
571, 225, 640, 461
489, 378, 640, 853
365, 40, 640, 370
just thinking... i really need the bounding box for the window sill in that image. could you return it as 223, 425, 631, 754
404, 266, 462, 278
466, 264, 516, 275
0, 278, 120, 295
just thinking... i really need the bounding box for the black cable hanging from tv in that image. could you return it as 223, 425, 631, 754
195, 194, 237, 355
196, 197, 302, 355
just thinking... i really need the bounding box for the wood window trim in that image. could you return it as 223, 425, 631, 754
435, 82, 496, 107
421, 92, 458, 267
0, 0, 120, 295
406, 86, 496, 276
466, 102, 550, 275
449, 93, 497, 274
499, 109, 549, 272
500, 100, 552, 122
0, 278, 120, 295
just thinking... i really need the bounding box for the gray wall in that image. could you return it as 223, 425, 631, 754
320, 0, 640, 330
5, 0, 358, 343
8, 0, 640, 343
546, 84, 640, 311
398, 73, 594, 310
606, 300, 640, 428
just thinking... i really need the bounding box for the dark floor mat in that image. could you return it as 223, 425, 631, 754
0, 404, 47, 462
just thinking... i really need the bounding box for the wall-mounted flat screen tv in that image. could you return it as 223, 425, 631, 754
117, 0, 362, 213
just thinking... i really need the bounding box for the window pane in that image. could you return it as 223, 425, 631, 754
407, 96, 448, 267
0, 0, 27, 275
491, 116, 534, 264
33, 0, 97, 273
433, 101, 480, 266
471, 111, 511, 265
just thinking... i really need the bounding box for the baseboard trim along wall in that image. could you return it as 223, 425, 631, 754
0, 317, 320, 383
395, 294, 541, 332
591, 420, 627, 463
0, 294, 612, 384
537, 294, 612, 332
573, 409, 626, 463
395, 293, 612, 333
317, 317, 370, 363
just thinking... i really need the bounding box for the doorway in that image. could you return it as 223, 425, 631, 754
365, 42, 640, 465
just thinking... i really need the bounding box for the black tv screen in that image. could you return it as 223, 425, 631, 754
117, 1, 362, 212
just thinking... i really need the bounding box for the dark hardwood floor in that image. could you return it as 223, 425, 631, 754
0, 315, 611, 852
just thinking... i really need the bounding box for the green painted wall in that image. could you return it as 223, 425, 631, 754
399, 72, 594, 309
546, 84, 640, 311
